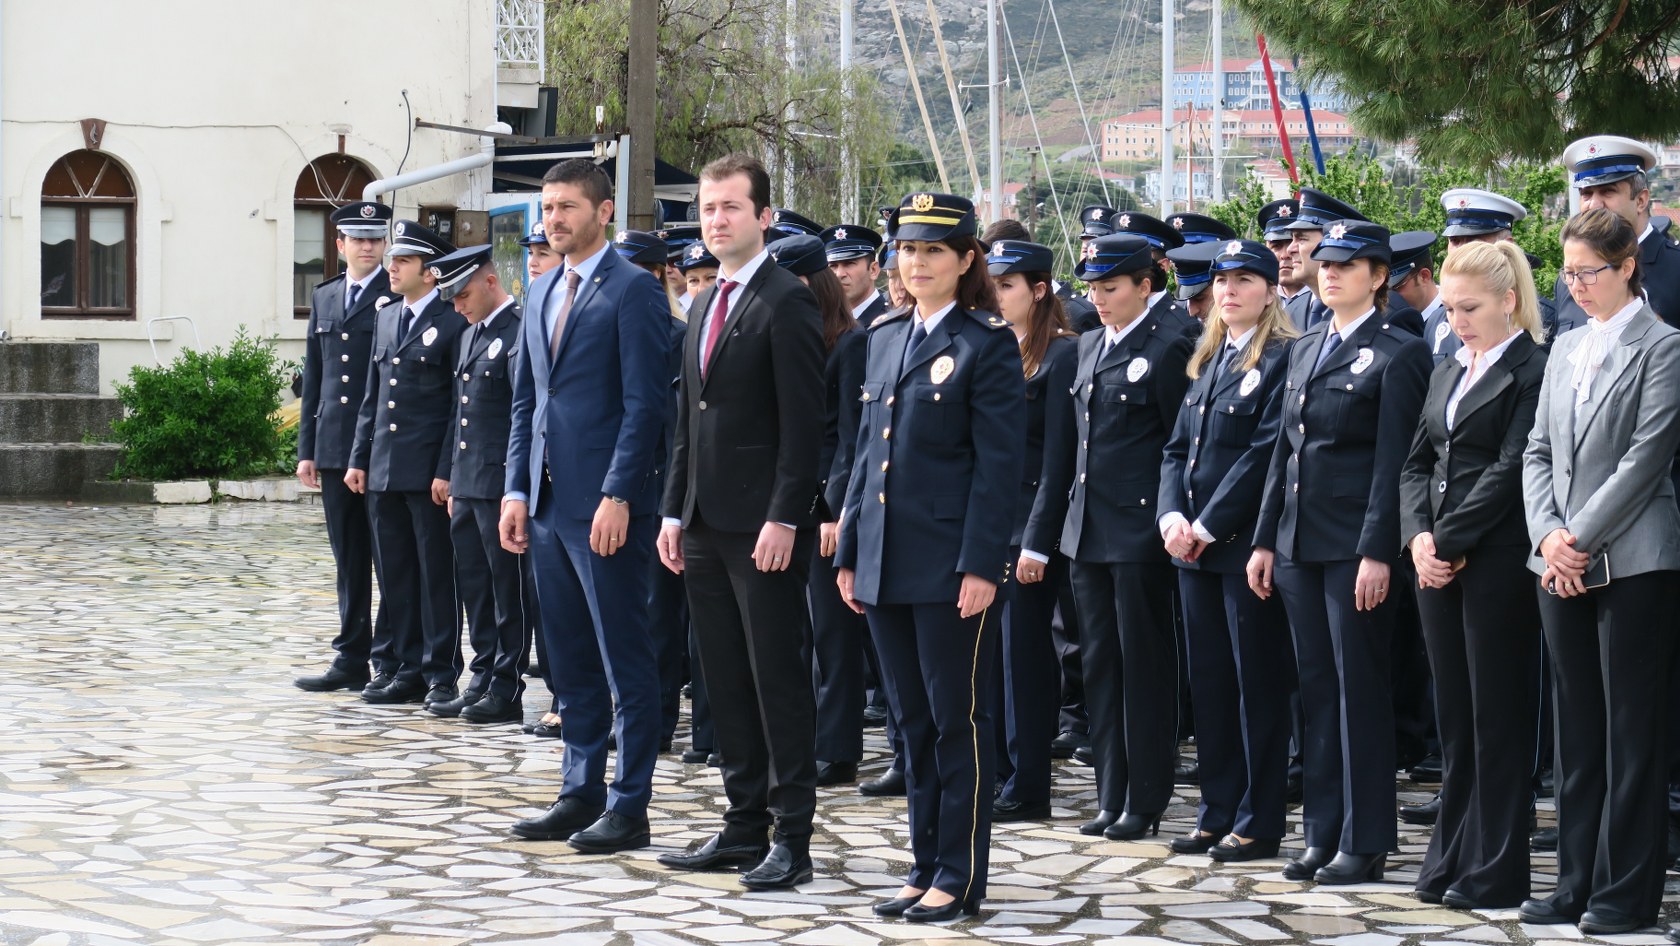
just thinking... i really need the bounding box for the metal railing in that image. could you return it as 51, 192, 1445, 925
496, 0, 544, 70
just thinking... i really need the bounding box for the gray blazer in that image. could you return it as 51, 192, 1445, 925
1522, 305, 1680, 578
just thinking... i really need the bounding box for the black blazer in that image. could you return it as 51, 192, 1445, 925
448, 304, 523, 501
1052, 312, 1196, 564
856, 293, 890, 328
1149, 292, 1201, 339
820, 328, 867, 519
661, 257, 827, 531
1400, 333, 1546, 561
1254, 311, 1431, 563
350, 294, 468, 492
1159, 336, 1291, 574
1383, 294, 1427, 338
299, 270, 390, 469
1017, 334, 1078, 550
1064, 295, 1101, 334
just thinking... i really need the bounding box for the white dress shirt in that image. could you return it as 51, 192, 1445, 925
851, 290, 882, 321
1445, 329, 1521, 431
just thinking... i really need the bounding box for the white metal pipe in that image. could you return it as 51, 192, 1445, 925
362, 150, 494, 203
987, 0, 1002, 225
1211, 0, 1223, 203
1160, 0, 1174, 215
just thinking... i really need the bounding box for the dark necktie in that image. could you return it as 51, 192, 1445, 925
902, 318, 928, 374
1314, 330, 1343, 372
400, 306, 417, 344
347, 283, 362, 312
1218, 342, 1238, 377
701, 280, 739, 378
470, 321, 486, 351
1099, 331, 1117, 364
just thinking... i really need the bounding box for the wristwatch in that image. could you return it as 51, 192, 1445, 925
607, 496, 628, 506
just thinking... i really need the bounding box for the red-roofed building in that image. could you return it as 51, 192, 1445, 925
1101, 108, 1356, 162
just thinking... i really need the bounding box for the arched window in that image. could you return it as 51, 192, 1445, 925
294, 154, 377, 316
41, 150, 135, 318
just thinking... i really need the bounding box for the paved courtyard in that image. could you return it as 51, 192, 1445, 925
0, 502, 1672, 945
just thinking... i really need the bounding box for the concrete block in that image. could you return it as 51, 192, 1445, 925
0, 443, 121, 498
216, 477, 301, 502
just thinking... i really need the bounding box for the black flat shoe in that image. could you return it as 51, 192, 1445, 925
531, 720, 564, 739
1409, 752, 1443, 783
426, 690, 485, 718
862, 703, 888, 727
1072, 746, 1095, 766
1209, 835, 1280, 862
1169, 831, 1223, 855
510, 798, 603, 841
1104, 811, 1162, 841
1579, 909, 1651, 935
1314, 852, 1385, 885
681, 748, 714, 764
1283, 846, 1333, 880
1080, 810, 1121, 836
359, 672, 395, 699
740, 843, 812, 890
656, 833, 769, 872
1517, 898, 1576, 925
460, 693, 521, 724
1441, 888, 1478, 910
904, 896, 981, 923
1399, 794, 1440, 826
1530, 826, 1557, 852
567, 811, 650, 853
1049, 730, 1088, 759
1175, 761, 1200, 785
873, 894, 923, 918
362, 677, 427, 704
860, 768, 906, 797
816, 761, 857, 786
422, 685, 459, 707
993, 798, 1052, 822
295, 665, 370, 692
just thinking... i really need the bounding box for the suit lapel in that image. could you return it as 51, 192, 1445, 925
551, 252, 615, 370
1574, 322, 1651, 446
700, 262, 771, 388
899, 313, 958, 382
344, 273, 387, 327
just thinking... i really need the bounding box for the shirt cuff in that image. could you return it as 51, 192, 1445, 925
1020, 549, 1050, 564
503, 491, 529, 505
1157, 511, 1188, 539
774, 521, 797, 532
1190, 519, 1216, 544
662, 517, 683, 529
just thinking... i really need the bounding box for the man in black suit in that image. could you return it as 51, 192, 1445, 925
295, 201, 394, 694
427, 245, 527, 724
656, 153, 827, 890
346, 221, 466, 706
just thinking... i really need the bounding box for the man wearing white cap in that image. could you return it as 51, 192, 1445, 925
1557, 135, 1680, 324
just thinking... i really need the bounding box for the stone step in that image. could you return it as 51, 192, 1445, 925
0, 442, 122, 498
0, 393, 123, 444
0, 342, 101, 395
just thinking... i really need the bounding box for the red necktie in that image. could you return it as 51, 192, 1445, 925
701, 280, 738, 378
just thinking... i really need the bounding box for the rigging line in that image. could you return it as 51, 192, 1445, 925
1002, 6, 1078, 264
1045, 0, 1111, 204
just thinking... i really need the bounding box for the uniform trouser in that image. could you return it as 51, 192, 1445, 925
1179, 567, 1292, 840
319, 471, 389, 674
992, 550, 1063, 806
867, 600, 999, 902
682, 519, 818, 846
448, 496, 529, 702
1274, 556, 1396, 855
528, 496, 659, 817
647, 555, 689, 742
1414, 546, 1538, 907
1070, 559, 1179, 816
687, 621, 716, 751
1053, 572, 1089, 735
1538, 570, 1678, 922
810, 540, 868, 763
368, 488, 461, 687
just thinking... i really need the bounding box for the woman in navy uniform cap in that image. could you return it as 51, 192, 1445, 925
836, 192, 1025, 923
1158, 239, 1298, 861
1248, 220, 1432, 884
1040, 232, 1196, 841
988, 239, 1078, 823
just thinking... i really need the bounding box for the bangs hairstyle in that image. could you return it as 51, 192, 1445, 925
1560, 206, 1644, 299
1187, 274, 1299, 379
803, 265, 858, 352
1439, 241, 1543, 344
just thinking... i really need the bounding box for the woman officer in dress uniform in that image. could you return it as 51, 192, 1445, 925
1247, 220, 1431, 884
1158, 240, 1297, 861
835, 192, 1026, 924
989, 239, 1078, 823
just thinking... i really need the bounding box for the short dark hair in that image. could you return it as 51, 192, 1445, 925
699, 153, 772, 216
981, 219, 1031, 243
542, 158, 613, 206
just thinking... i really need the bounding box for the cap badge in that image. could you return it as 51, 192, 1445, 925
1172, 217, 1184, 229
1126, 356, 1150, 382
360, 204, 376, 218
1456, 197, 1470, 208
834, 227, 848, 241
689, 243, 705, 260
1587, 143, 1600, 155
931, 354, 955, 385
1277, 205, 1292, 217
1240, 368, 1262, 396
615, 231, 629, 243
428, 266, 442, 280
488, 338, 504, 360
1091, 208, 1105, 221
1118, 213, 1132, 228
394, 222, 407, 237
911, 193, 935, 213
1225, 240, 1243, 256
774, 210, 784, 222
1082, 241, 1099, 260
656, 230, 668, 239
530, 222, 544, 238
1329, 223, 1348, 240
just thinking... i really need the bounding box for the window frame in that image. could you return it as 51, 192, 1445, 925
40, 152, 137, 320
293, 155, 378, 318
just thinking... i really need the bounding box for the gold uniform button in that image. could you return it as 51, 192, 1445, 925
1193, 437, 1200, 445
861, 391, 871, 402
878, 492, 885, 504
1299, 394, 1306, 405
1120, 394, 1128, 402
882, 427, 891, 439
1293, 483, 1299, 492
1084, 412, 1090, 421
880, 461, 889, 472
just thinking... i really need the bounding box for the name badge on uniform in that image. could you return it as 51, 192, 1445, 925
1126, 357, 1149, 382
375, 296, 391, 309
421, 326, 439, 347
1433, 320, 1451, 352
931, 355, 955, 385
487, 338, 504, 360
1350, 347, 1375, 375
1240, 368, 1262, 396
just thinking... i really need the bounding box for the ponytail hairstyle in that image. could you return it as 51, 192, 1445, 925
1439, 240, 1543, 343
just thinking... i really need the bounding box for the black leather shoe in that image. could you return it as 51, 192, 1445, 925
295, 665, 370, 692
460, 693, 522, 724
1579, 910, 1650, 935
1666, 923, 1680, 944
1170, 831, 1222, 855
362, 677, 427, 704
1441, 888, 1478, 910
1409, 752, 1443, 783
1286, 767, 1304, 804
1416, 889, 1443, 904
740, 843, 812, 890
1209, 835, 1280, 862
1283, 846, 1333, 880
1072, 746, 1095, 766
873, 894, 924, 918
656, 833, 769, 872
423, 685, 459, 707
993, 798, 1052, 822
360, 672, 395, 697
531, 720, 564, 739
1175, 761, 1201, 785
1314, 852, 1385, 884
568, 811, 650, 853
816, 761, 857, 786
862, 703, 888, 727
510, 798, 603, 841
904, 896, 980, 923
524, 662, 542, 678
426, 690, 485, 718
707, 752, 722, 767
860, 768, 906, 796
1517, 897, 1576, 925
1104, 811, 1162, 841
1080, 810, 1121, 836
681, 748, 713, 764
1049, 730, 1089, 759
1536, 767, 1554, 799
1399, 794, 1441, 826
1530, 826, 1557, 851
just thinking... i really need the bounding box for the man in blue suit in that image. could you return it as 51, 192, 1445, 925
499, 159, 672, 854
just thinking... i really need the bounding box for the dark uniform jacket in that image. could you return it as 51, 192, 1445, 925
1149, 292, 1201, 338
448, 302, 523, 501
836, 306, 1026, 605
1050, 311, 1195, 564
820, 328, 867, 520
350, 294, 469, 492
1254, 312, 1431, 563
855, 294, 890, 329
300, 270, 391, 469
1018, 335, 1078, 552
1400, 333, 1546, 561
1064, 294, 1102, 334
1159, 336, 1291, 574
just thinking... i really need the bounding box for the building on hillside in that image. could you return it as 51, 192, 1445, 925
1172, 59, 1350, 114
1101, 108, 1357, 163
977, 182, 1027, 222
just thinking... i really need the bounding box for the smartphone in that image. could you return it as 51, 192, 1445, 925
1546, 555, 1610, 594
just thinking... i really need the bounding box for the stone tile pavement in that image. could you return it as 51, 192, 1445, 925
0, 503, 1673, 945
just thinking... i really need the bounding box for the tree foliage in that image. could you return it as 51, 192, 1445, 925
1232, 0, 1680, 168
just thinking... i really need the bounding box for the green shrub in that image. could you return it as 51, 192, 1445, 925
110, 329, 293, 480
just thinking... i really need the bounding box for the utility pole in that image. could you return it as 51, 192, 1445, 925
1210, 0, 1223, 202
840, 0, 858, 223
627, 0, 657, 228
987, 0, 1003, 224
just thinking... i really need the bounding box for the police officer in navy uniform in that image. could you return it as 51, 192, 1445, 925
769, 207, 824, 241
1061, 205, 1120, 334
1110, 211, 1200, 337
1165, 242, 1221, 324
428, 244, 528, 723
346, 221, 468, 706
1261, 199, 1306, 306
1391, 231, 1453, 364
1283, 189, 1369, 332
295, 201, 395, 694
835, 192, 1025, 923
822, 224, 889, 328
1249, 219, 1432, 884
1039, 233, 1195, 840
1167, 212, 1238, 246
1557, 136, 1680, 323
